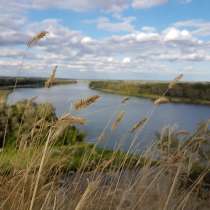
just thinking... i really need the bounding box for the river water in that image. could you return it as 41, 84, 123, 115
7, 81, 210, 152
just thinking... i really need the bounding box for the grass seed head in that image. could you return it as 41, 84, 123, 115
45, 66, 57, 88
27, 31, 49, 47
130, 118, 148, 133
74, 95, 100, 110
56, 114, 86, 126
169, 74, 183, 89
154, 97, 170, 105
121, 97, 130, 104
112, 111, 125, 131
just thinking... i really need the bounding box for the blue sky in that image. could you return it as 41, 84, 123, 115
1, 0, 210, 81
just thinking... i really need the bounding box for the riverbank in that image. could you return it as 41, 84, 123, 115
90, 80, 210, 105
0, 76, 77, 89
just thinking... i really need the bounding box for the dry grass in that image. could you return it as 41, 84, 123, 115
1, 116, 210, 210
74, 95, 100, 110
154, 96, 170, 105
121, 97, 130, 104
130, 118, 148, 133
27, 31, 49, 47
45, 66, 57, 88
169, 74, 184, 89
112, 112, 125, 131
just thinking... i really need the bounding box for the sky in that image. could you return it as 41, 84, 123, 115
1, 0, 210, 81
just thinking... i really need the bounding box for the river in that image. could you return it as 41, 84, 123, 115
7, 81, 210, 152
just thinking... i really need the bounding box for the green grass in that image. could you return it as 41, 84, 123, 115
0, 143, 143, 175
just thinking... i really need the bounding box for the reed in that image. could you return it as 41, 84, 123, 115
168, 74, 184, 89
74, 95, 100, 110
45, 66, 57, 88
130, 118, 148, 133
154, 96, 170, 105
121, 97, 129, 104
112, 112, 125, 131
27, 31, 49, 47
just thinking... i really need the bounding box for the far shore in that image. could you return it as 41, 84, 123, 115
0, 76, 77, 89
89, 80, 210, 106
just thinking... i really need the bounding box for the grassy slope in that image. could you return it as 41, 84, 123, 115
0, 100, 141, 175
90, 80, 210, 105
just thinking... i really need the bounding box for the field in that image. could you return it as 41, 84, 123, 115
90, 80, 210, 105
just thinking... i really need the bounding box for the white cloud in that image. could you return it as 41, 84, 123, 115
174, 19, 210, 37
5, 0, 130, 13
163, 27, 192, 41
0, 1, 210, 79
132, 0, 168, 9
81, 37, 93, 44
85, 16, 136, 33
122, 57, 131, 64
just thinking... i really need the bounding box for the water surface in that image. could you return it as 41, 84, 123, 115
8, 82, 210, 152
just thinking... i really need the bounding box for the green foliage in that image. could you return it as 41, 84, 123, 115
0, 100, 85, 149
0, 76, 77, 88
90, 80, 210, 104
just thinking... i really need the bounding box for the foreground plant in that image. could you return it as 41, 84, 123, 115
74, 95, 100, 110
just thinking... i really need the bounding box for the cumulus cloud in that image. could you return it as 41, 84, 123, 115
0, 0, 209, 79
132, 0, 168, 9
85, 16, 136, 33
5, 0, 130, 13
163, 27, 192, 41
174, 19, 210, 37
122, 57, 131, 64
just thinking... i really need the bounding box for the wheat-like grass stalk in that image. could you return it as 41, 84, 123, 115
163, 164, 182, 210
176, 130, 190, 136
121, 97, 129, 104
45, 66, 57, 88
53, 114, 86, 139
112, 112, 125, 131
56, 113, 86, 126
154, 96, 170, 105
29, 129, 52, 210
74, 95, 100, 110
130, 118, 148, 133
27, 31, 49, 47
75, 179, 100, 210
168, 74, 183, 89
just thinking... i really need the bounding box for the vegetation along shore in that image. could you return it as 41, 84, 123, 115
0, 76, 77, 89
90, 80, 210, 105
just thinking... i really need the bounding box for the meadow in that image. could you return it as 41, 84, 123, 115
0, 31, 210, 210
